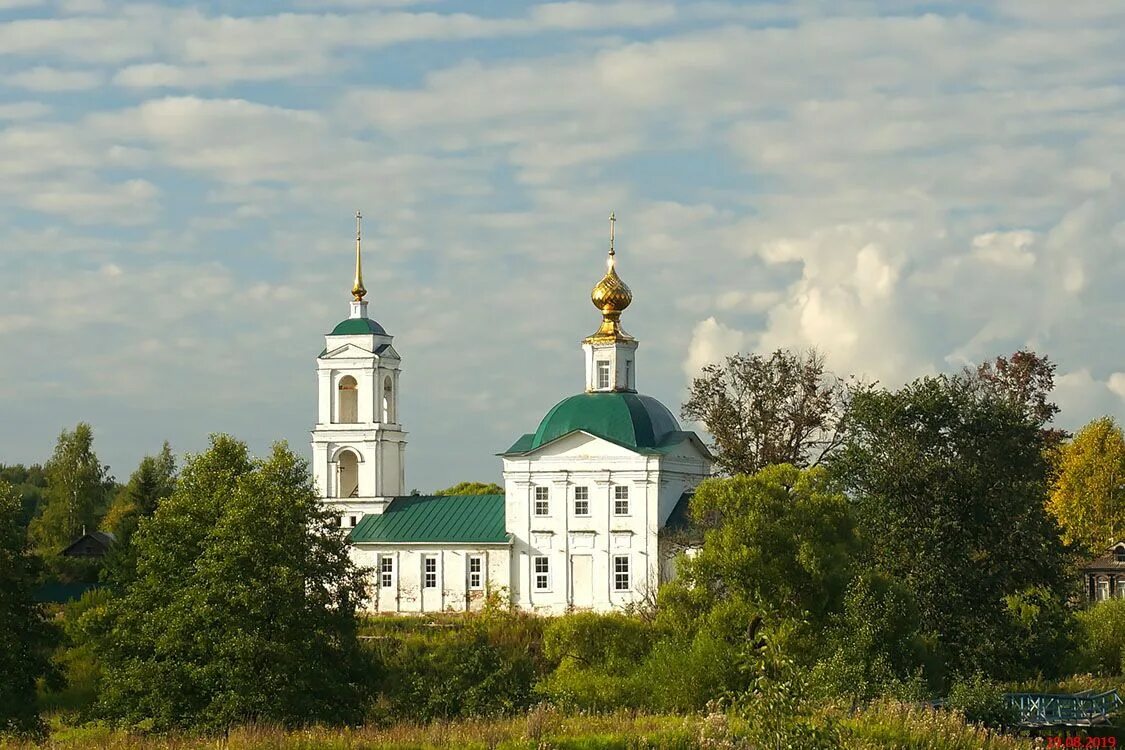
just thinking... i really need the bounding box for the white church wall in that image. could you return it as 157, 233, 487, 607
351, 544, 511, 614
502, 434, 685, 615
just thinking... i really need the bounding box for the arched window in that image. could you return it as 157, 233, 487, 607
337, 375, 358, 423
382, 375, 394, 423
337, 449, 360, 498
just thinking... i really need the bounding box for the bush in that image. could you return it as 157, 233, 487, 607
810, 572, 939, 703
946, 674, 1019, 729
369, 612, 544, 723
1075, 598, 1125, 675
535, 612, 657, 712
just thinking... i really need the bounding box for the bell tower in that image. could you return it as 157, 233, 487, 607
311, 212, 406, 528
583, 212, 638, 393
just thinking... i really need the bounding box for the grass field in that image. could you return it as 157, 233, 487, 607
0, 703, 1050, 750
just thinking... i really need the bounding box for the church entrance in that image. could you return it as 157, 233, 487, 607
570, 555, 593, 609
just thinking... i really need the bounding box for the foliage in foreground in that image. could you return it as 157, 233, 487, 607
831, 373, 1073, 679
1075, 597, 1125, 676
0, 703, 1040, 750
0, 481, 54, 735
83, 436, 371, 731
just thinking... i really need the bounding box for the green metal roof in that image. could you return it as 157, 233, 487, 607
34, 581, 101, 604
348, 494, 508, 544
330, 318, 387, 336
505, 392, 681, 454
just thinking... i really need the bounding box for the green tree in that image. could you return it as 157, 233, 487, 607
663, 465, 858, 635
434, 481, 504, 495
88, 435, 371, 730
29, 423, 112, 555
811, 572, 938, 702
0, 464, 47, 530
0, 481, 54, 735
831, 374, 1072, 678
682, 348, 856, 476
101, 442, 176, 546
1047, 417, 1125, 553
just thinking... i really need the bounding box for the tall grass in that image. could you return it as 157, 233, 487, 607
839, 701, 1033, 750
2, 703, 1044, 749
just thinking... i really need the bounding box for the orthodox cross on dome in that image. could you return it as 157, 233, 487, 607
609, 211, 616, 258
352, 210, 367, 302
585, 211, 634, 344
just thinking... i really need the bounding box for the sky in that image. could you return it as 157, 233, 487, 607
2, 0, 1125, 491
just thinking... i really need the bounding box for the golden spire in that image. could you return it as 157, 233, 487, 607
351, 210, 367, 302
585, 211, 634, 343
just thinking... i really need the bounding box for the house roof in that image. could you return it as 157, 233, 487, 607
60, 530, 116, 557
348, 494, 508, 544
1084, 541, 1125, 573
330, 318, 387, 336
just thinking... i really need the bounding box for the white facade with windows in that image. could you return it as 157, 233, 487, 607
313, 214, 711, 614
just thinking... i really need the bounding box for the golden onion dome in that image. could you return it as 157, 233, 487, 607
585, 212, 635, 343
591, 258, 632, 314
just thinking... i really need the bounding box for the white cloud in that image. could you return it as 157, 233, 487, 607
8, 65, 103, 91
0, 101, 50, 120
685, 317, 749, 379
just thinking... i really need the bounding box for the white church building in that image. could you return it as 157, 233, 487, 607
311, 214, 712, 614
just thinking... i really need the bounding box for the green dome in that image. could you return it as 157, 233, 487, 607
330, 318, 386, 336
531, 392, 680, 450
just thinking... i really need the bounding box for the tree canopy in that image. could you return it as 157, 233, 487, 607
663, 465, 858, 631
1047, 416, 1125, 553
88, 435, 371, 731
830, 374, 1072, 678
29, 423, 113, 556
101, 442, 176, 546
434, 481, 504, 495
681, 348, 854, 476
0, 480, 54, 735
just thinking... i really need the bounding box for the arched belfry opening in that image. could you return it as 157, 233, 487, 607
338, 375, 358, 423
337, 449, 360, 497
383, 375, 394, 423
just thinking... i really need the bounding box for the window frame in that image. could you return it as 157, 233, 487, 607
613, 485, 630, 516
467, 555, 484, 591
613, 554, 630, 591
596, 360, 611, 389
534, 486, 550, 516
379, 555, 394, 588
533, 555, 551, 592
573, 485, 590, 517
423, 555, 438, 589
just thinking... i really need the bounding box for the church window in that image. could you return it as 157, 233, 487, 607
336, 450, 360, 498
533, 556, 551, 592
613, 555, 630, 591
534, 486, 549, 516
625, 359, 632, 388
423, 555, 438, 589
382, 376, 394, 423
337, 375, 359, 423
468, 555, 484, 590
349, 515, 358, 527
574, 486, 589, 516
614, 486, 630, 516
596, 360, 611, 389
379, 555, 394, 588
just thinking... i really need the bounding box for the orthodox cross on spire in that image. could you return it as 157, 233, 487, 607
352, 210, 367, 302
608, 211, 616, 263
